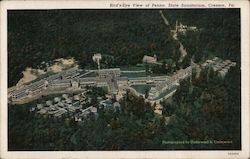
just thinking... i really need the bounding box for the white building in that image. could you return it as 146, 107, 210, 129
73, 95, 80, 101
54, 97, 61, 103
175, 20, 198, 34
98, 68, 121, 78
142, 55, 157, 64
71, 79, 80, 89
92, 53, 102, 63
46, 100, 53, 106
37, 104, 43, 109
62, 94, 69, 99
148, 87, 159, 100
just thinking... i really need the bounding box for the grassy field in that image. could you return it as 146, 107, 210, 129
121, 72, 166, 78
154, 85, 178, 100
121, 72, 149, 78
120, 65, 145, 71
24, 71, 56, 85
131, 84, 155, 95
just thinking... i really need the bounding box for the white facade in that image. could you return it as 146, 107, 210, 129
142, 55, 157, 64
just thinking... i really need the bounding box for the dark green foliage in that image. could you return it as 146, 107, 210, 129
8, 66, 241, 150
8, 94, 158, 150
8, 105, 78, 150
8, 10, 173, 86
8, 9, 241, 150
159, 67, 241, 150
176, 9, 240, 64
8, 9, 240, 87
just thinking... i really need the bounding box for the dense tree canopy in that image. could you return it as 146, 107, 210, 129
8, 10, 174, 86
8, 9, 241, 150
9, 66, 241, 150
8, 9, 240, 87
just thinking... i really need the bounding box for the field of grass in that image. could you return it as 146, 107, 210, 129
121, 72, 166, 78
120, 65, 145, 71
25, 71, 56, 85
121, 72, 149, 78
153, 85, 178, 100
131, 84, 155, 95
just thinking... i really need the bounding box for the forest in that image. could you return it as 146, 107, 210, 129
8, 9, 240, 87
8, 9, 241, 150
8, 65, 241, 150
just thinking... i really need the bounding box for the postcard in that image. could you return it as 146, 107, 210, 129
0, 0, 249, 159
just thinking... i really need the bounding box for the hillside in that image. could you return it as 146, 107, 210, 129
8, 9, 241, 151
8, 9, 240, 87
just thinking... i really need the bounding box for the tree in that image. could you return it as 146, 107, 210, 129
144, 63, 150, 73
144, 88, 150, 99
51, 48, 57, 60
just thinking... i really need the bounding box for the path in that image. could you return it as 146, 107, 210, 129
159, 10, 169, 26
159, 10, 188, 62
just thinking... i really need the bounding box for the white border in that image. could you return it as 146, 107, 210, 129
1, 1, 249, 159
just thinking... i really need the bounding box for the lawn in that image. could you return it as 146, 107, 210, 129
120, 65, 145, 71
153, 85, 178, 100
121, 72, 149, 78
131, 84, 155, 95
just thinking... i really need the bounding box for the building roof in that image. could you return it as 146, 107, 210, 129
92, 53, 102, 62
73, 95, 80, 101
114, 102, 120, 107
62, 94, 69, 99
154, 109, 162, 115
142, 55, 157, 63
54, 97, 61, 102
38, 109, 47, 114
46, 100, 53, 106
57, 102, 64, 107
54, 110, 67, 117
37, 104, 43, 109
91, 106, 98, 113
65, 98, 72, 104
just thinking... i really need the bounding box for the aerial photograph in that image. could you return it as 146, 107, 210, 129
8, 9, 241, 150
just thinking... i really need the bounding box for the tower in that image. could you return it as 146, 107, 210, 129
92, 53, 102, 73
